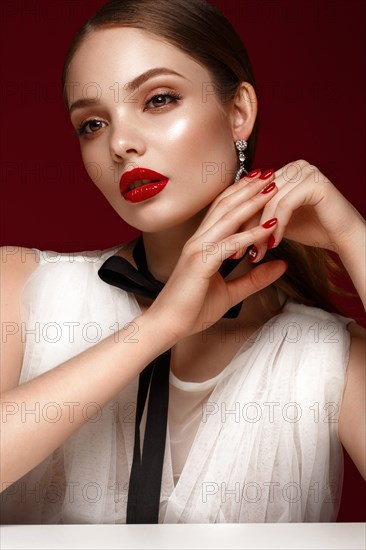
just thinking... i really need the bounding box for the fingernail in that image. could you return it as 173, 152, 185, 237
248, 245, 258, 262
259, 168, 275, 180
261, 182, 276, 194
262, 217, 277, 229
246, 168, 261, 178
267, 235, 276, 249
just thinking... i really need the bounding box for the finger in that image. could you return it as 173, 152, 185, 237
248, 182, 298, 263
195, 217, 278, 276
225, 259, 288, 306
211, 168, 269, 203
251, 166, 320, 262
216, 217, 278, 262
196, 170, 276, 235
273, 160, 311, 191
258, 178, 300, 223
198, 175, 270, 234
195, 181, 278, 245
252, 175, 323, 263
222, 168, 275, 201
237, 210, 262, 234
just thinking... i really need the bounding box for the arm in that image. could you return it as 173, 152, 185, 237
338, 323, 366, 480
242, 160, 365, 477
1, 176, 288, 487
337, 217, 366, 310
0, 247, 175, 486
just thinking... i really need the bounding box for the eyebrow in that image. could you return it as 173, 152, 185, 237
68, 67, 188, 113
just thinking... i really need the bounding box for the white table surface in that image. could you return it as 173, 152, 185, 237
0, 523, 365, 550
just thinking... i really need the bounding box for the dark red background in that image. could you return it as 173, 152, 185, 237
1, 0, 365, 521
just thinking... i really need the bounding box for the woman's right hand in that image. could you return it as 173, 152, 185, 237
145, 170, 288, 342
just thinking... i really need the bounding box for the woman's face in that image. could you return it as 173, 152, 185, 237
67, 27, 238, 232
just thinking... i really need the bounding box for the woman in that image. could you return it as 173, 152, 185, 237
1, 0, 365, 524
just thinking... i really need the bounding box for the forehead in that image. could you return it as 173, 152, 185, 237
67, 27, 211, 89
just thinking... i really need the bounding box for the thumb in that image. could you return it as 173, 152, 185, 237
226, 260, 288, 306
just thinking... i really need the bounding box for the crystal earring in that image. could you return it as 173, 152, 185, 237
234, 139, 248, 182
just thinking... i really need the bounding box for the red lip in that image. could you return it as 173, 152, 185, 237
120, 168, 169, 203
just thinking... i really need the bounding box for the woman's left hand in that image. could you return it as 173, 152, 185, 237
248, 159, 365, 260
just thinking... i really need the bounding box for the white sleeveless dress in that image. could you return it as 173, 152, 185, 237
1, 246, 353, 524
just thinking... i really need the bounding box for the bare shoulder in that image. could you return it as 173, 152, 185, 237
346, 320, 366, 339
0, 245, 41, 276
0, 246, 41, 299
338, 320, 366, 479
0, 246, 41, 393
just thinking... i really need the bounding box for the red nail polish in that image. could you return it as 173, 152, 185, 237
261, 182, 276, 194
259, 168, 275, 180
262, 217, 277, 229
246, 169, 261, 178
248, 245, 258, 262
267, 235, 276, 249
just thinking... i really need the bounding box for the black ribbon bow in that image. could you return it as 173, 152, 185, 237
98, 235, 249, 523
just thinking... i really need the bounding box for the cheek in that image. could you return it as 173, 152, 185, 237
164, 118, 189, 141
174, 107, 236, 191
80, 143, 112, 195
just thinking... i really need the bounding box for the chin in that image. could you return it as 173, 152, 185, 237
124, 216, 189, 233
117, 205, 207, 234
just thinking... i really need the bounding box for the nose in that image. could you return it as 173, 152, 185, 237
109, 121, 147, 163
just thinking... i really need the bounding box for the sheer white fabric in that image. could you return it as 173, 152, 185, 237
1, 246, 352, 524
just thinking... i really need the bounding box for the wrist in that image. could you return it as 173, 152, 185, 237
336, 216, 366, 261
134, 309, 180, 354
333, 217, 366, 310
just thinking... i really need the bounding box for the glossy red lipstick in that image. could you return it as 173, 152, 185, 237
120, 168, 169, 203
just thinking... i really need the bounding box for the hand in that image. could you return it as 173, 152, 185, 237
145, 173, 288, 342
246, 160, 366, 262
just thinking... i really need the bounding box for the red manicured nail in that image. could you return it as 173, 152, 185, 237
246, 168, 261, 178
248, 245, 258, 262
262, 217, 277, 229
267, 235, 276, 249
261, 182, 276, 194
259, 168, 275, 180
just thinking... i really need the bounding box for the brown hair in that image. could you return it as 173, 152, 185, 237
62, 0, 347, 315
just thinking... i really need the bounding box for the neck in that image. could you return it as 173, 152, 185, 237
138, 208, 270, 324
126, 211, 281, 334
141, 208, 209, 283
123, 211, 279, 332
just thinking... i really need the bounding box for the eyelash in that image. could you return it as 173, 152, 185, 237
75, 91, 183, 137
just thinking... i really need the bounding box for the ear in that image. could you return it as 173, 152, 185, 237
229, 82, 258, 141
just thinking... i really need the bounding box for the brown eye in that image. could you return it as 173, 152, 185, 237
149, 95, 169, 107
145, 93, 181, 110
77, 119, 107, 136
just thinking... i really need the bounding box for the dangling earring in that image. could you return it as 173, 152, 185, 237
234, 139, 248, 182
